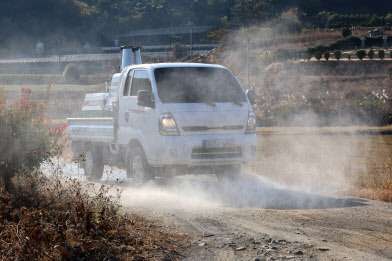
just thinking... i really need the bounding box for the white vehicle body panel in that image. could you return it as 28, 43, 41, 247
68, 63, 258, 168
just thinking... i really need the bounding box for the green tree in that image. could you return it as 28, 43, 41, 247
324, 51, 330, 61
230, 0, 277, 27
342, 27, 352, 38
356, 50, 366, 60
378, 50, 385, 60
63, 63, 81, 82
315, 51, 322, 61
334, 50, 342, 60
367, 49, 375, 60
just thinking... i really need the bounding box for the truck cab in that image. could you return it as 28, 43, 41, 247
68, 48, 258, 185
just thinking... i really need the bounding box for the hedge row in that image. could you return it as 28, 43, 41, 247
306, 36, 392, 55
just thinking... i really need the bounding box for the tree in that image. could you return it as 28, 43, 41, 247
63, 63, 81, 82
342, 27, 352, 38
230, 0, 278, 27
334, 50, 342, 60
324, 51, 330, 61
378, 50, 385, 60
367, 49, 375, 60
315, 51, 322, 61
172, 43, 187, 59
356, 50, 366, 60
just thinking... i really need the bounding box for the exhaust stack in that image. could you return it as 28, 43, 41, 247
121, 46, 142, 70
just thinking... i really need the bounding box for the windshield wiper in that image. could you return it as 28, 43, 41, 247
204, 101, 216, 107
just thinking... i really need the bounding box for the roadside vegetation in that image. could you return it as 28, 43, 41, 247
0, 86, 189, 260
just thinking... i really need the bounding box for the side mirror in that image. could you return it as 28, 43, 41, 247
137, 90, 155, 108
246, 89, 257, 105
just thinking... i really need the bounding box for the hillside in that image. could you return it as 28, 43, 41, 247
1, 0, 392, 53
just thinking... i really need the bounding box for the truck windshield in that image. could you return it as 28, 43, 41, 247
154, 67, 247, 104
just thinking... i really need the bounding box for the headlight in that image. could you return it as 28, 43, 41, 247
159, 113, 180, 136
246, 112, 256, 134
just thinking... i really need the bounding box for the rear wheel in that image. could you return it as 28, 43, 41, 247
84, 149, 104, 182
127, 147, 153, 186
216, 165, 242, 183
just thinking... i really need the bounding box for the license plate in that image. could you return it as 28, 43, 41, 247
203, 140, 235, 148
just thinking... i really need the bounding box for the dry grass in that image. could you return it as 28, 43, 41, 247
246, 130, 392, 202
0, 173, 190, 260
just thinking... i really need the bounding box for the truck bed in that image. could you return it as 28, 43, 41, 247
67, 117, 115, 142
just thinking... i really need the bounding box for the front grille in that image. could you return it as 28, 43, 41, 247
183, 125, 243, 132
191, 146, 242, 159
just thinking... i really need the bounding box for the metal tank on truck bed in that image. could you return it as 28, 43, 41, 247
67, 46, 258, 185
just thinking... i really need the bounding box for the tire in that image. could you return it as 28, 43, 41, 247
127, 146, 153, 186
84, 149, 104, 182
216, 165, 242, 183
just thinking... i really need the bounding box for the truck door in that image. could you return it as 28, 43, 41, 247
118, 70, 156, 159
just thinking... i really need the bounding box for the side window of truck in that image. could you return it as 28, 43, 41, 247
123, 70, 134, 96
130, 70, 152, 96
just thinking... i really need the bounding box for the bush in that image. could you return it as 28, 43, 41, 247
334, 50, 342, 60
273, 48, 293, 62
63, 63, 81, 82
172, 43, 187, 59
0, 87, 67, 191
324, 51, 331, 61
387, 64, 392, 78
356, 50, 367, 60
314, 51, 322, 61
367, 49, 375, 60
342, 27, 352, 38
378, 49, 385, 60
303, 52, 313, 61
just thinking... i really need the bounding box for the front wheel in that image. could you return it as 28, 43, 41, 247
84, 149, 104, 182
216, 165, 242, 183
127, 147, 153, 186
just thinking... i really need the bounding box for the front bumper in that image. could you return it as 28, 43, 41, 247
150, 133, 258, 166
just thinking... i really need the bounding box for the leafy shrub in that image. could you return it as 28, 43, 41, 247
63, 63, 81, 82
172, 43, 187, 59
273, 48, 293, 62
378, 49, 385, 60
303, 52, 313, 61
324, 51, 331, 61
334, 50, 342, 60
314, 51, 322, 61
342, 27, 352, 38
356, 50, 366, 60
367, 49, 375, 60
387, 64, 392, 78
0, 86, 67, 191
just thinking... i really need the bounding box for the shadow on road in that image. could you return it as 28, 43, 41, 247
150, 174, 367, 210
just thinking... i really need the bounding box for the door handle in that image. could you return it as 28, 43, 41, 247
125, 112, 129, 122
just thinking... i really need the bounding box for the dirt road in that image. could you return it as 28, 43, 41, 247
120, 174, 392, 261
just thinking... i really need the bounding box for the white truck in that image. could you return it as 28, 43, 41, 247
67, 47, 258, 185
